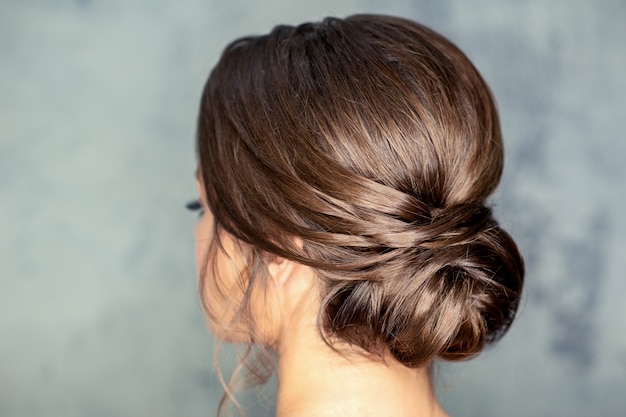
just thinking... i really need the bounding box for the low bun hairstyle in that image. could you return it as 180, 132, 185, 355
197, 14, 524, 368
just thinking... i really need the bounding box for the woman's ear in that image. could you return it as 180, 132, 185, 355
266, 238, 307, 288
267, 255, 297, 287
267, 253, 316, 299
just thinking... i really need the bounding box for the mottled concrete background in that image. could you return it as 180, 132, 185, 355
1, 0, 624, 416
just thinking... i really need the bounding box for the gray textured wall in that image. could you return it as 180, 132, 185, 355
1, 0, 624, 416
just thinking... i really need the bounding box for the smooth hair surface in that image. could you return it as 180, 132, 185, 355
197, 14, 524, 368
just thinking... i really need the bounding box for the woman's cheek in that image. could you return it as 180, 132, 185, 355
194, 219, 211, 277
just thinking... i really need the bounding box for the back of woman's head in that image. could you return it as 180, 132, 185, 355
197, 14, 524, 367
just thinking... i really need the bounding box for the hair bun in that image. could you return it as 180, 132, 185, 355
323, 202, 524, 368
385, 209, 524, 366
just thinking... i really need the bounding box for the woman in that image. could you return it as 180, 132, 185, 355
189, 14, 524, 417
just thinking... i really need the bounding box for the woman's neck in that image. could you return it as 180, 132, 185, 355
274, 316, 448, 417
267, 264, 449, 417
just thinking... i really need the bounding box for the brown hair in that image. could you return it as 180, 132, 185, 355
196, 12, 524, 408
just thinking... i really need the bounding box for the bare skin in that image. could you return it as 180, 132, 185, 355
268, 259, 450, 417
